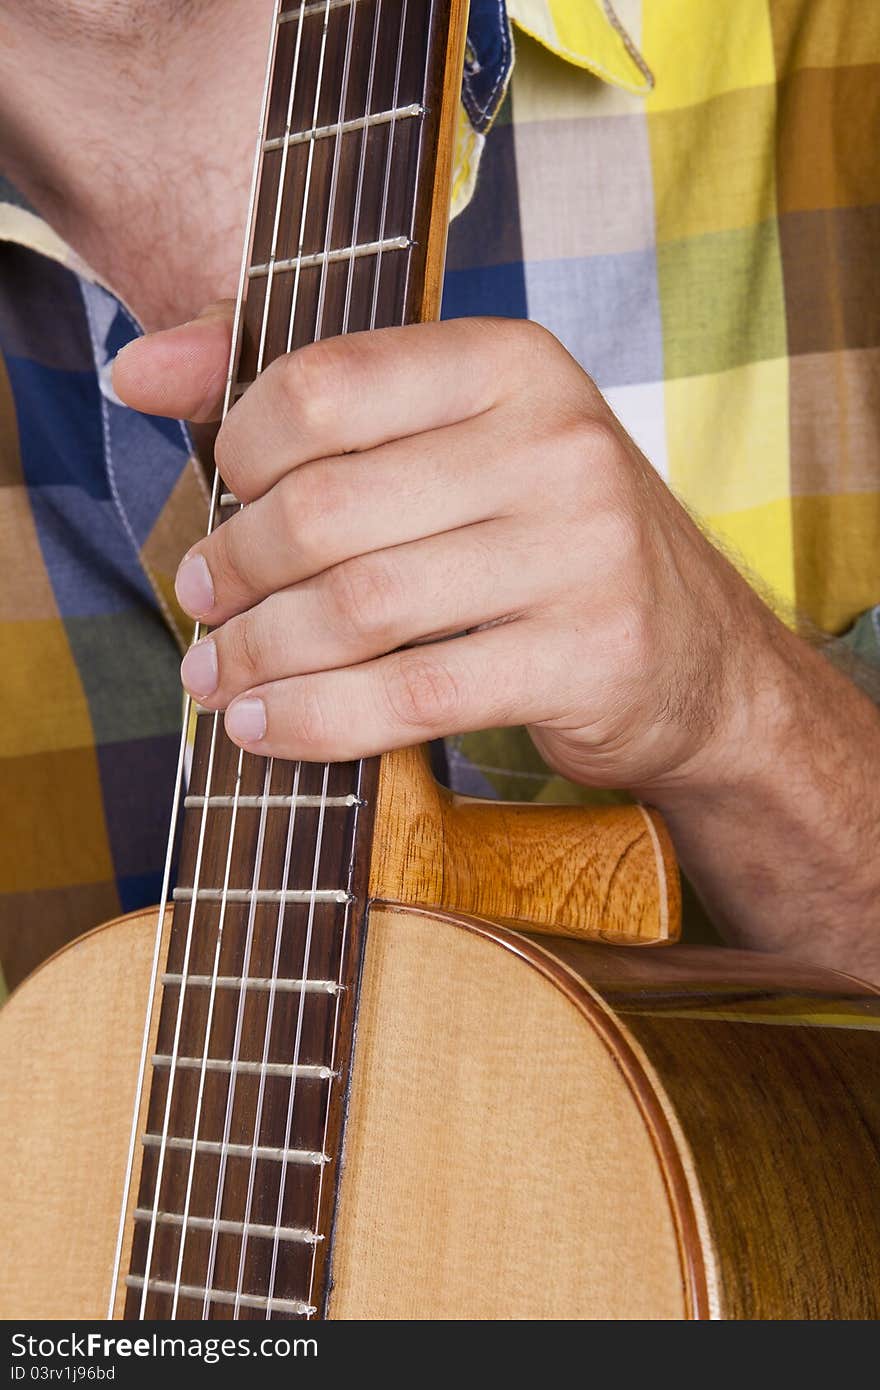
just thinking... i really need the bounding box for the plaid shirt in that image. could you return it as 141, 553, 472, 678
2, 0, 879, 992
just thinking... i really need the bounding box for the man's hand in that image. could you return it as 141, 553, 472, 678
114, 313, 777, 794
114, 309, 880, 983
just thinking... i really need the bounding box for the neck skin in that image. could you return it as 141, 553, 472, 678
0, 1, 274, 331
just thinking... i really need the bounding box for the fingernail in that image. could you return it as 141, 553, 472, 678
180, 638, 218, 698
175, 553, 214, 617
226, 697, 266, 745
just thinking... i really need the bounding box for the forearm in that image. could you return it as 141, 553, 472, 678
646, 629, 880, 985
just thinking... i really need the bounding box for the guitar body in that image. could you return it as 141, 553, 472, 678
4, 0, 879, 1324
3, 897, 879, 1320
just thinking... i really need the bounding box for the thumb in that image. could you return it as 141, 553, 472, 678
111, 299, 235, 423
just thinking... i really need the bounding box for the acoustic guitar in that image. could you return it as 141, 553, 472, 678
2, 0, 879, 1321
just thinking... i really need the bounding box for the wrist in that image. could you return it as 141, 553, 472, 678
634, 607, 809, 811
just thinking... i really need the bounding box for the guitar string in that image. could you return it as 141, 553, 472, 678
283, 0, 337, 357
117, 0, 429, 1320
302, 0, 416, 1314
128, 0, 287, 1320
263, 0, 375, 1315
171, 0, 365, 1317
229, 0, 374, 1315
196, 0, 316, 1315
339, 0, 385, 336
230, 762, 303, 1314
369, 0, 410, 332
310, 0, 360, 346
265, 764, 331, 1312
184, 0, 339, 1316
187, 754, 274, 1317
166, 731, 253, 1318
264, 0, 403, 1315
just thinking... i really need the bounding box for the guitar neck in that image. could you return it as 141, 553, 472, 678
119, 0, 467, 1320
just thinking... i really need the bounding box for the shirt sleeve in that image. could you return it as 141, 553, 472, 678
838, 605, 880, 670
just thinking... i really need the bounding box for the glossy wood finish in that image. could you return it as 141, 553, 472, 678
4, 904, 879, 1318
0, 911, 162, 1320
329, 904, 689, 1318
529, 931, 880, 1319
371, 746, 680, 944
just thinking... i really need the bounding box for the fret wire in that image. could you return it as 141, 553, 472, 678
266, 763, 332, 1311
161, 973, 341, 995
262, 102, 424, 152
196, 757, 275, 1308
232, 759, 303, 1305
169, 743, 250, 1319
142, 1135, 329, 1165
125, 1277, 315, 1318
248, 234, 413, 279
171, 887, 352, 904
152, 1054, 336, 1080
133, 1210, 322, 1246
184, 793, 362, 808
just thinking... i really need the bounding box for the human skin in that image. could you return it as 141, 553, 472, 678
114, 308, 880, 986
1, 1, 878, 983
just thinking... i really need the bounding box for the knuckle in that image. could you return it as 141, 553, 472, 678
555, 417, 631, 517
275, 340, 342, 436
384, 655, 463, 731
492, 316, 551, 371
324, 555, 401, 643
276, 468, 333, 569
571, 414, 620, 467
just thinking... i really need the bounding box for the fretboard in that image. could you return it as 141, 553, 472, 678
119, 0, 465, 1320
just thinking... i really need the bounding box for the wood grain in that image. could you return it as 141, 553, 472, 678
370, 745, 680, 943
531, 932, 880, 1319
3, 905, 880, 1318
329, 903, 691, 1318
0, 910, 160, 1319
414, 0, 470, 322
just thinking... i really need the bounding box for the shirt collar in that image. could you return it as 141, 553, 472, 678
0, 174, 101, 279
508, 0, 653, 93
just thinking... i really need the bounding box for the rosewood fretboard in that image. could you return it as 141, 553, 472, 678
121, 0, 465, 1320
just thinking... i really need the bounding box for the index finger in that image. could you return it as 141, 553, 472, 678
214, 316, 527, 503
